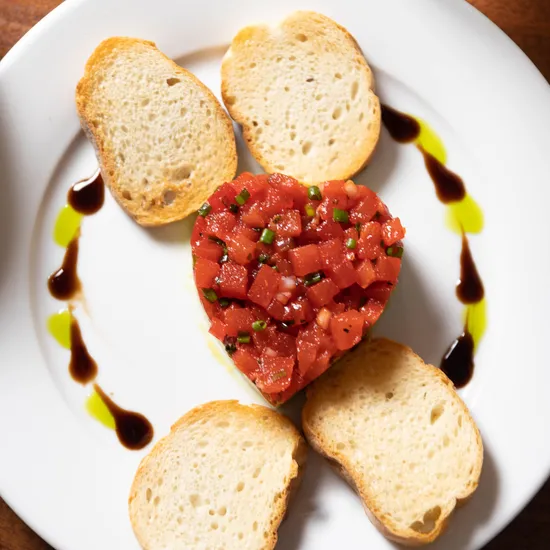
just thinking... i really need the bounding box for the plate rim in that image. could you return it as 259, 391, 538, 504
1, 0, 550, 549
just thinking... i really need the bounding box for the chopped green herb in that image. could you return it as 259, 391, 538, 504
346, 238, 357, 250
208, 236, 226, 247
252, 320, 267, 332
386, 246, 404, 258
272, 215, 282, 224
308, 186, 322, 201
333, 208, 349, 223
271, 265, 279, 272
305, 204, 316, 217
258, 253, 270, 264
304, 271, 323, 287
229, 203, 239, 214
237, 332, 251, 344
260, 228, 275, 244
219, 298, 231, 308
198, 202, 212, 217
272, 369, 289, 381
355, 222, 361, 233
235, 188, 251, 205
202, 288, 218, 303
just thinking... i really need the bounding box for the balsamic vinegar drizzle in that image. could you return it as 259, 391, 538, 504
380, 104, 420, 142
440, 330, 475, 389
420, 150, 466, 204
48, 169, 153, 449
93, 385, 154, 450
69, 315, 98, 384
381, 104, 485, 388
456, 233, 484, 305
68, 170, 105, 215
48, 170, 104, 301
48, 238, 81, 300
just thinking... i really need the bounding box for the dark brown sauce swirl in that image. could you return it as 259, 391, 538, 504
48, 237, 81, 300
457, 234, 484, 304
420, 149, 466, 204
440, 330, 475, 388
381, 104, 420, 142
68, 171, 104, 215
69, 316, 98, 384
382, 104, 485, 389
93, 385, 154, 450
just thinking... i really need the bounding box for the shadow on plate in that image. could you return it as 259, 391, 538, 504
373, 253, 449, 367
174, 44, 229, 71
0, 119, 16, 293
143, 213, 196, 245
354, 127, 399, 195
277, 450, 350, 550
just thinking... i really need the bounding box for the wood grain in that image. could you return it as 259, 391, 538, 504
0, 0, 549, 549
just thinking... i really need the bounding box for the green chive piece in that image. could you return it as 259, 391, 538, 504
202, 288, 218, 303
235, 188, 250, 205
304, 271, 323, 287
260, 228, 275, 244
308, 186, 322, 201
219, 298, 231, 308
252, 320, 267, 332
387, 246, 404, 258
346, 238, 357, 250
208, 236, 225, 247
198, 202, 212, 217
229, 204, 239, 214
237, 332, 251, 344
271, 265, 279, 272
258, 253, 270, 264
333, 208, 349, 223
305, 204, 316, 217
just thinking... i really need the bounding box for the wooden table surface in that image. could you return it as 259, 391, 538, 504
0, 0, 549, 548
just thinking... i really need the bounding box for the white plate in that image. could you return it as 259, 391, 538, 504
1, 0, 550, 548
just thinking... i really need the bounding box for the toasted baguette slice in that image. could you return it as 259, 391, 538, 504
76, 37, 237, 226
129, 400, 307, 550
303, 338, 483, 546
221, 11, 380, 185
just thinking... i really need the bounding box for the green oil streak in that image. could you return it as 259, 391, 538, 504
415, 119, 447, 164
446, 194, 484, 234
463, 299, 487, 349
86, 390, 116, 430
47, 309, 72, 349
54, 205, 82, 248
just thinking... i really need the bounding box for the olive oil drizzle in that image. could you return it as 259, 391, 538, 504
47, 169, 153, 448
381, 105, 486, 387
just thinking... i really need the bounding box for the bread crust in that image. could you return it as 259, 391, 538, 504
129, 400, 307, 550
76, 37, 237, 226
221, 11, 381, 185
302, 338, 483, 546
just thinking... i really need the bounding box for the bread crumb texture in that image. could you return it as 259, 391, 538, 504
303, 338, 483, 545
221, 11, 381, 185
129, 401, 306, 550
76, 37, 237, 226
